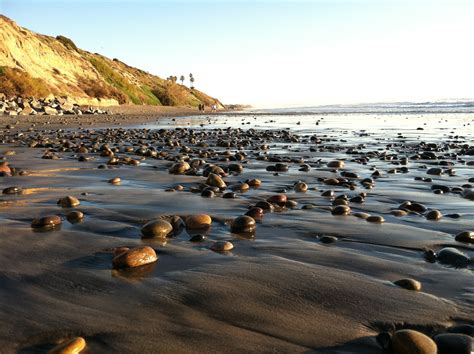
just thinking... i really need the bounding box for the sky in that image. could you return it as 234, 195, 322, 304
1, 0, 473, 107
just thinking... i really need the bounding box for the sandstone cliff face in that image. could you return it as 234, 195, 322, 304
0, 15, 222, 107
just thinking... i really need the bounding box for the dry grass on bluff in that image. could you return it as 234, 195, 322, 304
0, 66, 51, 98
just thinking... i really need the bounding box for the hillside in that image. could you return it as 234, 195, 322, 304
0, 15, 223, 108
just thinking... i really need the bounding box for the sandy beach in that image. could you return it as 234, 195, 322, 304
0, 111, 473, 353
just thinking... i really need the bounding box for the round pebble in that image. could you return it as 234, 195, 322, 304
211, 240, 234, 252
31, 215, 62, 230
141, 219, 173, 238
57, 196, 80, 208
230, 215, 256, 233
455, 231, 474, 244
426, 210, 442, 221
366, 215, 385, 223
186, 214, 212, 229
112, 246, 158, 269
48, 336, 86, 354
391, 329, 437, 354
66, 211, 84, 223
393, 278, 422, 291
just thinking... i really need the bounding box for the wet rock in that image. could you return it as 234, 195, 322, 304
267, 194, 287, 206
331, 205, 351, 216
141, 219, 173, 238
186, 214, 212, 229
206, 173, 226, 188
352, 212, 370, 219
455, 231, 474, 244
285, 200, 298, 208
294, 182, 308, 192
31, 215, 62, 230
320, 235, 338, 243
0, 162, 12, 176
434, 333, 472, 354
327, 160, 344, 169
246, 178, 262, 187
255, 200, 275, 212
108, 177, 121, 184
211, 240, 234, 252
223, 192, 237, 199
391, 329, 437, 354
48, 336, 86, 354
66, 211, 84, 223
245, 207, 264, 219
169, 161, 190, 174
426, 210, 442, 221
437, 247, 471, 267
57, 196, 80, 208
230, 182, 249, 192
391, 209, 408, 217
447, 324, 474, 336
427, 167, 443, 175
112, 246, 158, 269
366, 215, 384, 223
2, 186, 22, 195
230, 215, 256, 233
462, 190, 474, 200
189, 234, 206, 242
400, 201, 427, 213
393, 278, 421, 291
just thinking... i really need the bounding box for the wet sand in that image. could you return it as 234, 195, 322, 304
0, 112, 473, 353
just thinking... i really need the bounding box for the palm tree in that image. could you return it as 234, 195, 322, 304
180, 75, 185, 85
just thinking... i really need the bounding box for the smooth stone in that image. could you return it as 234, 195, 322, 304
48, 336, 86, 354
201, 189, 215, 198
321, 190, 334, 197
391, 209, 408, 217
393, 278, 422, 291
331, 205, 351, 216
112, 246, 158, 269
285, 200, 298, 208
57, 196, 80, 208
141, 219, 173, 238
353, 212, 370, 219
455, 231, 474, 244
400, 201, 427, 213
437, 247, 471, 267
294, 182, 308, 192
230, 215, 256, 233
189, 234, 206, 242
267, 194, 287, 206
206, 173, 226, 188
186, 214, 212, 229
366, 215, 384, 223
66, 211, 84, 223
462, 190, 474, 200
169, 161, 190, 174
427, 167, 443, 175
246, 178, 262, 187
447, 324, 474, 336
108, 177, 121, 184
211, 240, 234, 252
31, 215, 62, 230
255, 201, 275, 212
434, 333, 472, 354
223, 192, 237, 199
327, 160, 344, 169
332, 199, 348, 206
426, 210, 442, 221
230, 182, 249, 192
2, 186, 22, 195
245, 207, 264, 219
320, 235, 338, 243
391, 329, 437, 354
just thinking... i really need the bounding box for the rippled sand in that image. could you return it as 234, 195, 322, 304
0, 112, 473, 353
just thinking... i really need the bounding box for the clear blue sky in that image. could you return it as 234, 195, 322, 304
1, 0, 473, 107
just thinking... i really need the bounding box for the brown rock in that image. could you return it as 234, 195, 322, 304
391, 329, 437, 354
31, 215, 62, 230
112, 246, 158, 269
57, 196, 80, 208
186, 214, 212, 229
48, 336, 86, 354
394, 278, 422, 291
230, 215, 256, 233
211, 241, 234, 252
206, 173, 226, 188
141, 219, 173, 238
455, 231, 474, 244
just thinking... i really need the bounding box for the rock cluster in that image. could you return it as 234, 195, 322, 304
0, 95, 109, 116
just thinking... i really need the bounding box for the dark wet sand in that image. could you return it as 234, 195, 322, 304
0, 112, 473, 353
